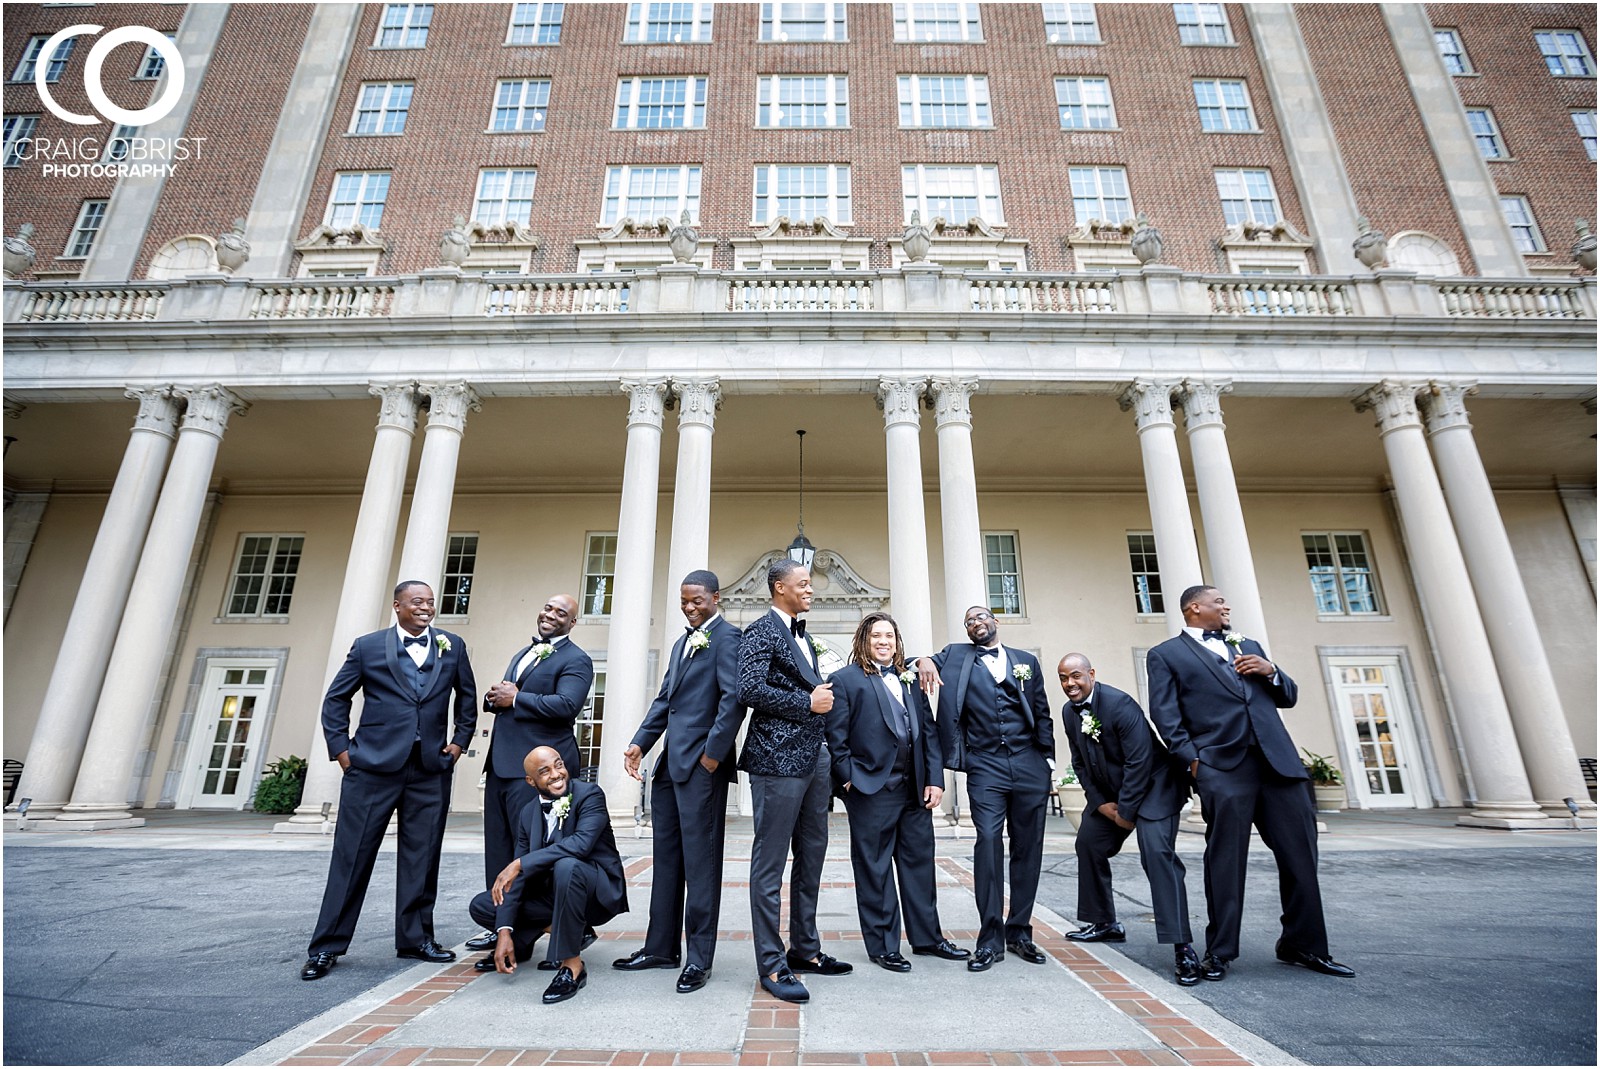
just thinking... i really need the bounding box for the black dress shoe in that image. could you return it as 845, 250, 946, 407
912, 939, 970, 961
1066, 922, 1126, 943
464, 931, 497, 952
613, 949, 680, 971
760, 969, 809, 1003
396, 940, 455, 963
676, 964, 709, 993
542, 965, 587, 1004
967, 947, 1004, 972
1200, 953, 1229, 981
1174, 945, 1202, 987
300, 952, 337, 981
582, 927, 599, 950
1276, 941, 1356, 978
1006, 938, 1047, 964
868, 952, 912, 973
786, 950, 852, 975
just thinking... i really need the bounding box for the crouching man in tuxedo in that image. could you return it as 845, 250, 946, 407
469, 746, 628, 1004
1057, 653, 1199, 987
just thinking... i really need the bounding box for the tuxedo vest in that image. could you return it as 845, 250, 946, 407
963, 666, 1029, 754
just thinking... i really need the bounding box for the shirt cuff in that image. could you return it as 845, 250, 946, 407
496, 926, 514, 933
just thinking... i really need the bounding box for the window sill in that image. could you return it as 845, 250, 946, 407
1200, 128, 1264, 135
369, 45, 427, 51
503, 41, 562, 47
1315, 614, 1394, 623
758, 38, 850, 45
901, 125, 994, 131
1060, 126, 1122, 133
1135, 613, 1167, 623
1179, 41, 1239, 48
484, 128, 546, 135
1484, 155, 1517, 162
754, 125, 853, 131
344, 132, 407, 138
1449, 71, 1480, 77
212, 616, 292, 625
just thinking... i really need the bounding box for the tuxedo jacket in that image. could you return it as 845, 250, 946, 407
1145, 633, 1303, 779
927, 643, 1054, 773
497, 779, 628, 927
736, 608, 827, 777
485, 637, 595, 779
826, 663, 942, 796
632, 614, 745, 783
1062, 682, 1187, 824
321, 627, 476, 774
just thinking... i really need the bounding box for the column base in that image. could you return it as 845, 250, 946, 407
2, 812, 59, 831
50, 814, 146, 831
272, 818, 336, 835
1455, 808, 1552, 830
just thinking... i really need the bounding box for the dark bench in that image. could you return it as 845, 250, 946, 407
1581, 757, 1596, 801
3, 759, 22, 806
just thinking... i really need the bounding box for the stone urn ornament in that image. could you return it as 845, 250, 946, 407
1130, 213, 1164, 265
438, 214, 472, 268
214, 218, 251, 274
3, 223, 38, 279
902, 209, 932, 263
1572, 219, 1597, 273
667, 209, 699, 263
1352, 216, 1388, 270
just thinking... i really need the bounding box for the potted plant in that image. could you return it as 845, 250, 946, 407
1301, 749, 1346, 813
1056, 767, 1087, 830
251, 754, 307, 814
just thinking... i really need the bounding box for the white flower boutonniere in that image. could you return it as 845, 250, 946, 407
434, 634, 451, 654
686, 629, 711, 656
1224, 632, 1245, 650
810, 636, 826, 657
1013, 664, 1033, 682
531, 642, 556, 664
898, 669, 916, 685
552, 793, 573, 820
1080, 711, 1102, 742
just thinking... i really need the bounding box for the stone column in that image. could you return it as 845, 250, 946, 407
878, 378, 936, 658
1120, 380, 1204, 633
599, 380, 669, 817
1179, 380, 1270, 649
1419, 382, 1593, 820
1354, 381, 1545, 828
277, 383, 420, 831
4, 490, 49, 622
394, 382, 480, 593
57, 385, 248, 829
930, 379, 987, 643
662, 380, 721, 617
7, 388, 181, 819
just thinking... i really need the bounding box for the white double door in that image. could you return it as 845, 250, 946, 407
1327, 656, 1423, 809
179, 659, 278, 809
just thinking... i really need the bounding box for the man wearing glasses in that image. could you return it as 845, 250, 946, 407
917, 607, 1055, 972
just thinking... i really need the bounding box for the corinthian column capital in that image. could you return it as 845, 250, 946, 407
368, 381, 420, 434
929, 378, 979, 429
418, 381, 482, 432
126, 386, 181, 438
671, 378, 722, 430
1178, 379, 1233, 431
1354, 380, 1426, 435
176, 384, 248, 438
1420, 380, 1478, 435
621, 378, 670, 430
1118, 379, 1180, 431
877, 378, 927, 428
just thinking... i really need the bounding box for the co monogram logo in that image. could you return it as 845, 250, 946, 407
35, 24, 185, 127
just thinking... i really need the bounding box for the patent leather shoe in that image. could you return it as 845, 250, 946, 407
786, 950, 852, 975
542, 965, 587, 1004
612, 949, 680, 971
1200, 953, 1229, 981
464, 931, 497, 952
967, 947, 1004, 972
396, 940, 455, 963
1275, 940, 1355, 978
300, 952, 337, 981
1066, 922, 1126, 943
912, 939, 969, 961
869, 952, 912, 973
760, 969, 809, 1003
676, 964, 709, 993
1006, 938, 1047, 964
1174, 945, 1202, 987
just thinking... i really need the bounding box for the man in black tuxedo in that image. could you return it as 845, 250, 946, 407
301, 580, 477, 981
917, 607, 1054, 972
1146, 585, 1353, 981
828, 612, 968, 973
466, 594, 595, 953
736, 558, 852, 1004
615, 570, 745, 994
469, 746, 628, 1004
1057, 653, 1199, 987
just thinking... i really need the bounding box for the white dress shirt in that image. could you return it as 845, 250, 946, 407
513, 633, 568, 681
396, 624, 431, 667
683, 613, 722, 659
876, 662, 905, 705
769, 606, 816, 668
977, 643, 1008, 683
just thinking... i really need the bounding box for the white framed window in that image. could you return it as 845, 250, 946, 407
752, 163, 852, 224
1054, 76, 1115, 129
350, 82, 413, 135
983, 532, 1025, 616
1069, 165, 1133, 225
1302, 532, 1383, 615
894, 2, 982, 42
3, 114, 37, 168
508, 2, 564, 45
575, 667, 606, 776
224, 534, 305, 618
439, 534, 478, 616
1499, 195, 1544, 252
897, 74, 991, 128
1464, 108, 1506, 159
490, 79, 551, 132
375, 3, 433, 48
103, 123, 138, 162
1568, 109, 1593, 160
1433, 28, 1470, 74
601, 164, 701, 225
1214, 168, 1280, 226
474, 168, 538, 226
583, 533, 618, 616
1127, 533, 1163, 615
1193, 78, 1256, 132
12, 34, 75, 82
65, 200, 107, 258
326, 172, 390, 229
901, 163, 1004, 225
614, 76, 707, 129
134, 34, 177, 79
624, 1, 713, 43
1042, 3, 1100, 44
1173, 3, 1231, 45
761, 2, 847, 42
757, 74, 849, 127
1534, 30, 1594, 77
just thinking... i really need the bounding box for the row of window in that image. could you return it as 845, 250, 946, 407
1464, 107, 1598, 164
221, 528, 1384, 622
10, 32, 171, 83
1435, 27, 1595, 78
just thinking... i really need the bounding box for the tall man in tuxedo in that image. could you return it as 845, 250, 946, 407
466, 594, 595, 954
1057, 653, 1199, 987
917, 607, 1054, 972
1146, 585, 1353, 981
737, 558, 852, 1004
616, 570, 745, 994
828, 612, 968, 972
301, 580, 477, 981
470, 746, 628, 1004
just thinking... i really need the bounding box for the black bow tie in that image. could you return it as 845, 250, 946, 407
402, 634, 427, 647
1202, 629, 1226, 641
975, 646, 1000, 658
540, 799, 555, 813
790, 618, 807, 638
1072, 701, 1091, 712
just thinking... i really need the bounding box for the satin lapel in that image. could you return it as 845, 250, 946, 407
504, 644, 532, 684
871, 672, 900, 737
953, 647, 976, 726
1181, 632, 1243, 694
384, 632, 409, 695
521, 641, 562, 686
665, 633, 689, 696
421, 638, 451, 703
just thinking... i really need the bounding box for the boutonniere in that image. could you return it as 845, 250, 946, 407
1080, 711, 1102, 742
552, 793, 572, 820
810, 636, 826, 656
898, 669, 916, 685
1224, 632, 1245, 650
1013, 664, 1033, 682
686, 629, 711, 656
531, 642, 556, 664
434, 634, 451, 654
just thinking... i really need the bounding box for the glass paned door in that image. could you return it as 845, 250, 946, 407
1329, 658, 1419, 808
184, 662, 275, 808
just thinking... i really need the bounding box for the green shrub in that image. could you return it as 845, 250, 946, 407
252, 754, 309, 814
